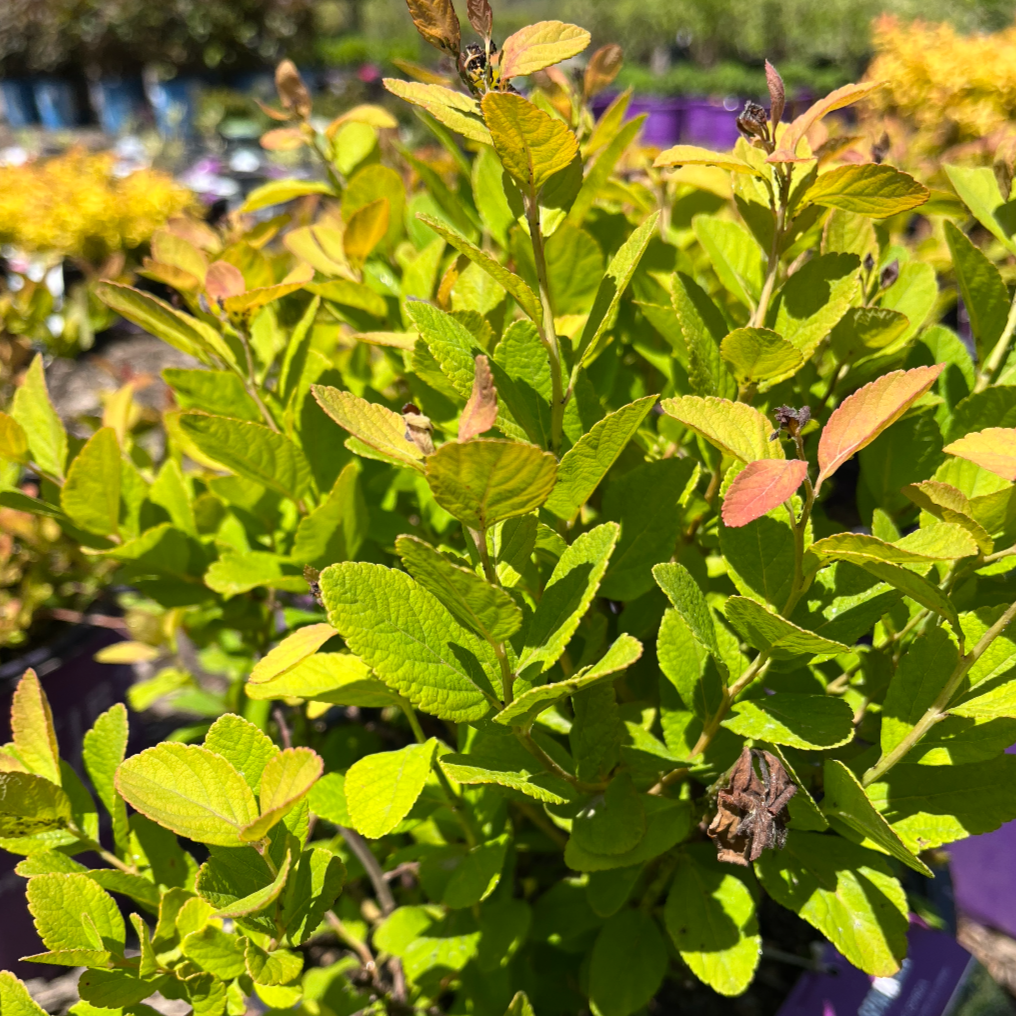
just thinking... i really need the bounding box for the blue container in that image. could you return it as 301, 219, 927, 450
34, 78, 78, 130
90, 77, 146, 135
146, 76, 197, 139
0, 79, 38, 127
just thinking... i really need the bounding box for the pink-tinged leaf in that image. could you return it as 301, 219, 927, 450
458, 355, 498, 441
816, 364, 944, 488
205, 261, 246, 301
767, 81, 884, 163
722, 459, 809, 528
944, 427, 1016, 482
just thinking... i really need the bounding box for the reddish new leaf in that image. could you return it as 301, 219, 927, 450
722, 459, 808, 528
944, 427, 1016, 482
765, 60, 785, 127
458, 355, 498, 441
205, 261, 246, 302
816, 364, 943, 489
466, 0, 492, 37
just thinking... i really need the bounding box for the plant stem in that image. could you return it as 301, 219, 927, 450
233, 322, 280, 433
470, 527, 515, 703
339, 826, 397, 915
862, 597, 1016, 786
975, 287, 1016, 392
515, 725, 606, 795
525, 195, 564, 454
68, 827, 135, 873
751, 167, 790, 329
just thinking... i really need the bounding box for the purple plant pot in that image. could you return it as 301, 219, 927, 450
591, 94, 684, 148
681, 97, 741, 150
0, 627, 133, 978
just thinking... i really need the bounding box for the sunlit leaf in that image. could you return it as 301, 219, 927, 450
721, 459, 808, 528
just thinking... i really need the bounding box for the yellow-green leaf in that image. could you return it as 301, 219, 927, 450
499, 21, 591, 80
816, 365, 944, 487
944, 428, 1016, 482
0, 772, 72, 837
239, 179, 334, 214
245, 653, 393, 707
0, 411, 28, 463
653, 145, 757, 175
312, 386, 425, 471
345, 740, 439, 838
116, 743, 258, 847
660, 396, 784, 462
426, 439, 558, 530
343, 198, 389, 264
481, 92, 579, 194
11, 669, 60, 786
720, 328, 803, 390
249, 624, 339, 686
802, 164, 928, 218
240, 747, 323, 841
0, 971, 49, 1016
11, 355, 66, 480
383, 79, 491, 145
61, 427, 121, 536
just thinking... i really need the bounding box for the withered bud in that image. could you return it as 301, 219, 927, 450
872, 131, 890, 165
403, 403, 436, 456
736, 101, 770, 144
584, 44, 624, 100
880, 259, 900, 290
275, 60, 312, 119
405, 0, 462, 57
771, 405, 811, 441
303, 565, 323, 606
765, 60, 785, 128
863, 252, 875, 273
466, 0, 492, 38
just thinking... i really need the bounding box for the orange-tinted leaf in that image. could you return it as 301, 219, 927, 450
458, 355, 498, 441
816, 364, 943, 488
499, 21, 591, 80
260, 127, 307, 151
722, 459, 808, 528
343, 198, 390, 264
768, 81, 884, 162
205, 261, 246, 302
405, 0, 461, 55
275, 60, 312, 117
584, 44, 623, 99
944, 427, 1016, 482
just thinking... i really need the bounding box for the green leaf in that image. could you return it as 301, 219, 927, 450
571, 773, 646, 856
115, 743, 258, 847
384, 80, 492, 146
195, 845, 290, 919
564, 797, 691, 871
660, 396, 783, 462
307, 279, 388, 318
828, 307, 910, 365
27, 873, 125, 952
544, 396, 656, 522
944, 164, 1016, 254
481, 92, 578, 194
765, 743, 828, 831
723, 596, 848, 659
822, 760, 932, 875
693, 217, 763, 308
653, 563, 724, 666
290, 461, 368, 567
345, 740, 439, 838
0, 410, 28, 463
77, 970, 165, 1008
664, 847, 760, 997
0, 972, 49, 1016
96, 282, 233, 368
442, 834, 510, 909
879, 627, 956, 762
61, 427, 121, 536
670, 273, 737, 398
772, 253, 861, 360
588, 908, 667, 1016
600, 459, 697, 602
148, 459, 196, 536
244, 941, 303, 986
181, 926, 247, 979
0, 772, 71, 838
426, 439, 558, 530
866, 756, 1016, 851
417, 214, 542, 325
320, 561, 496, 721
205, 551, 307, 597
307, 773, 349, 825
569, 116, 645, 227
658, 610, 718, 719
720, 328, 802, 391
162, 368, 261, 423
496, 635, 642, 727
724, 693, 854, 749
11, 354, 66, 480
278, 846, 346, 946
239, 179, 334, 213
180, 415, 312, 502
397, 535, 521, 644
11, 669, 61, 786
246, 652, 394, 707
518, 523, 619, 675
803, 164, 928, 217
241, 747, 323, 841
406, 301, 483, 399
945, 221, 1011, 363
83, 704, 129, 853
576, 214, 661, 365
754, 831, 907, 977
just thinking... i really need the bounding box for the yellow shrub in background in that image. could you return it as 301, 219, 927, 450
866, 15, 1016, 163
0, 149, 195, 266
